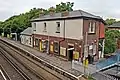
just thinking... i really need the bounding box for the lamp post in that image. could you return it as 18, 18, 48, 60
83, 32, 88, 75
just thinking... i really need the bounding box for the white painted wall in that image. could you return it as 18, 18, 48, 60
32, 20, 64, 37
32, 18, 83, 40
21, 35, 32, 47
65, 19, 83, 40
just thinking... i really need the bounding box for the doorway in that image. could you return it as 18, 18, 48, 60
68, 45, 74, 61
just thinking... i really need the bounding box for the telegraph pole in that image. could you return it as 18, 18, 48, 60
47, 27, 50, 54
83, 32, 88, 75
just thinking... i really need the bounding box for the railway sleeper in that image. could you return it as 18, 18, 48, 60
0, 39, 80, 80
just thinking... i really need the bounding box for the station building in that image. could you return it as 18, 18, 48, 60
31, 10, 105, 62
20, 27, 33, 47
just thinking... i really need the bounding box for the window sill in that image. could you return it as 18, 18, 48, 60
88, 32, 96, 34
43, 30, 47, 32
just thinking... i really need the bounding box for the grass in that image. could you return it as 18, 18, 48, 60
87, 75, 95, 80
83, 75, 95, 80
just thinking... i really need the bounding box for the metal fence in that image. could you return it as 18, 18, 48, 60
92, 72, 120, 80
96, 52, 120, 71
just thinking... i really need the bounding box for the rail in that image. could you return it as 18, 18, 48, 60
0, 65, 11, 80
0, 49, 31, 80
0, 40, 61, 80
0, 38, 83, 80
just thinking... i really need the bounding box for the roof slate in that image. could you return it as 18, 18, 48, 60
20, 27, 32, 35
31, 10, 103, 21
109, 22, 120, 28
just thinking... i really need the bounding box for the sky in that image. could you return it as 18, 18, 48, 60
0, 0, 120, 21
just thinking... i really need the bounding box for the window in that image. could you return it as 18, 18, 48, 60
88, 22, 96, 33
29, 38, 31, 45
54, 42, 59, 53
56, 22, 60, 33
43, 22, 47, 32
33, 23, 36, 31
35, 38, 39, 47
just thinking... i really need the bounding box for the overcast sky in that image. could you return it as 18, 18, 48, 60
0, 0, 120, 21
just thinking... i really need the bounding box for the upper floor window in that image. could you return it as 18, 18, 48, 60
43, 22, 47, 32
33, 23, 36, 31
88, 22, 96, 33
56, 22, 60, 33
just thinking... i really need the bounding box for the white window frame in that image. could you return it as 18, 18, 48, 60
43, 22, 47, 32
56, 22, 60, 33
33, 23, 36, 31
88, 22, 96, 33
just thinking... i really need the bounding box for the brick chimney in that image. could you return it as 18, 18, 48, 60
61, 11, 69, 17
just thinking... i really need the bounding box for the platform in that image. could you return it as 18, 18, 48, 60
0, 37, 85, 79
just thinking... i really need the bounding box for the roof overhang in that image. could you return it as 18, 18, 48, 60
31, 16, 105, 24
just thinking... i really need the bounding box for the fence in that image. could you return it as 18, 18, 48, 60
96, 52, 120, 71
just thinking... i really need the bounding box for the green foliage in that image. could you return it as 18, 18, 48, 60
87, 76, 94, 80
0, 2, 74, 37
55, 2, 74, 13
105, 18, 116, 25
105, 30, 120, 54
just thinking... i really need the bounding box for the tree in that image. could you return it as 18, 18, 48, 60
105, 18, 116, 25
1, 2, 74, 38
55, 2, 74, 13
48, 7, 56, 13
104, 30, 120, 54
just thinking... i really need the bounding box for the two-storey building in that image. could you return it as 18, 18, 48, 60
31, 10, 105, 63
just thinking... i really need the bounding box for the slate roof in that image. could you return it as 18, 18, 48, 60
108, 22, 120, 28
31, 10, 104, 22
20, 27, 32, 35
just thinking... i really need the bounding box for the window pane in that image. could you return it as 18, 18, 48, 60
89, 22, 92, 33
44, 22, 47, 31
54, 42, 59, 53
56, 22, 60, 32
91, 24, 93, 32
33, 23, 36, 31
93, 22, 96, 33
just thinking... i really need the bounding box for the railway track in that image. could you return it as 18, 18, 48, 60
0, 65, 11, 80
0, 40, 65, 80
0, 49, 31, 80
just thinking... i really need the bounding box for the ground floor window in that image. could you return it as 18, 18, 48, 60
35, 38, 39, 47
88, 43, 97, 64
88, 44, 97, 55
29, 37, 31, 45
60, 47, 66, 56
42, 40, 48, 52
54, 42, 59, 53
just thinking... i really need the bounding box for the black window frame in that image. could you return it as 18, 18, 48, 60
33, 23, 36, 31
43, 22, 47, 32
56, 22, 60, 33
54, 42, 59, 53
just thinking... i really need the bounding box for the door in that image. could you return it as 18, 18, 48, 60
68, 45, 74, 61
